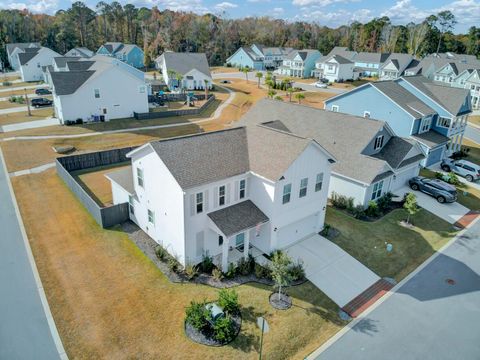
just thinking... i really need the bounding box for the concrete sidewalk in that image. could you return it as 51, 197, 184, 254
0, 150, 67, 360
1, 117, 59, 133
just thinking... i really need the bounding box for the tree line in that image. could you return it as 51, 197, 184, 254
0, 2, 479, 67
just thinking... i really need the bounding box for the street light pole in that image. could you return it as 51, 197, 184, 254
257, 317, 269, 360
259, 318, 265, 360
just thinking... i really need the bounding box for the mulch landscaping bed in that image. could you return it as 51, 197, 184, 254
122, 221, 307, 288
185, 310, 242, 346
269, 293, 292, 310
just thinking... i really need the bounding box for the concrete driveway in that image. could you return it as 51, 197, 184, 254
286, 234, 380, 307
395, 185, 470, 224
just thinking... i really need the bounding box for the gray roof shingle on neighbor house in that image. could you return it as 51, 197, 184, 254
381, 53, 414, 71
318, 54, 353, 65
6, 42, 40, 56
18, 49, 39, 65
53, 56, 80, 68
401, 75, 471, 115
161, 52, 211, 78
372, 137, 418, 169
208, 200, 269, 237
286, 49, 319, 61
66, 61, 95, 71
50, 70, 95, 95
238, 99, 392, 184
327, 47, 357, 61
355, 52, 390, 64
105, 166, 134, 194
372, 81, 436, 118
411, 130, 450, 149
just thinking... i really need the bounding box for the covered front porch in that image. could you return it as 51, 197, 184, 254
207, 200, 270, 271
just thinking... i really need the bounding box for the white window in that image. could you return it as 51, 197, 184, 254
282, 183, 292, 204
420, 117, 432, 133
437, 117, 451, 128
239, 179, 246, 199
196, 192, 203, 214
128, 195, 134, 214
315, 173, 323, 192
218, 185, 226, 206
328, 65, 334, 71
374, 135, 384, 150
94, 88, 100, 98
136, 168, 144, 188
371, 180, 384, 201
331, 105, 339, 112
148, 209, 155, 225
299, 178, 308, 198
364, 111, 371, 118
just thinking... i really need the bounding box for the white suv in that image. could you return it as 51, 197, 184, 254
441, 159, 480, 182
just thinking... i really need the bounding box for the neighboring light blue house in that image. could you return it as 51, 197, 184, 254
97, 42, 144, 68
324, 76, 472, 167
226, 46, 264, 70
354, 52, 390, 77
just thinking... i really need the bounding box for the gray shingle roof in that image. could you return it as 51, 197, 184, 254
372, 81, 436, 118
6, 42, 40, 56
208, 200, 269, 237
239, 99, 392, 184
18, 49, 39, 65
105, 166, 134, 194
286, 49, 319, 61
53, 56, 80, 68
160, 52, 211, 78
411, 131, 449, 149
401, 75, 471, 115
50, 70, 95, 95
327, 47, 357, 61
318, 54, 353, 65
381, 53, 415, 72
372, 137, 418, 169
65, 47, 94, 57
66, 61, 95, 71
355, 52, 390, 64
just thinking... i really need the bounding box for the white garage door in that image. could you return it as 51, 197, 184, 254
391, 165, 419, 193
276, 213, 318, 249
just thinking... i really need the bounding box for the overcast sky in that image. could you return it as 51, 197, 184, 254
2, 0, 479, 33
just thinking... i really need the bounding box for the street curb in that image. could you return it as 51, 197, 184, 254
0, 149, 68, 360
306, 215, 480, 359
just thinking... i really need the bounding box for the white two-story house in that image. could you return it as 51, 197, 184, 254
106, 125, 336, 271
313, 54, 358, 82
18, 46, 61, 81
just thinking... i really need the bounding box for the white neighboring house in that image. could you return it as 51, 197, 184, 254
50, 56, 148, 123
312, 54, 358, 82
154, 52, 212, 91
464, 69, 480, 110
65, 47, 94, 58
379, 53, 416, 80
106, 124, 336, 270
275, 49, 321, 78
6, 42, 40, 70
19, 47, 61, 81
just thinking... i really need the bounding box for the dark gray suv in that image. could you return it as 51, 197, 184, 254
408, 176, 457, 203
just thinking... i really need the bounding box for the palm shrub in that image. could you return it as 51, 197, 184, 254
213, 316, 236, 342
212, 267, 223, 281
289, 260, 305, 281
254, 263, 271, 279
218, 288, 239, 314
185, 264, 198, 280
224, 262, 237, 279
155, 245, 168, 260
200, 254, 214, 274
185, 300, 211, 331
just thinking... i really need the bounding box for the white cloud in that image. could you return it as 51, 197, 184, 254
292, 0, 359, 7
214, 1, 238, 11
272, 7, 284, 17
3, 0, 58, 13
131, 0, 209, 14
247, 0, 271, 2
296, 8, 373, 26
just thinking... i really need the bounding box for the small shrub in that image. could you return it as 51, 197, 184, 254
377, 192, 393, 212
212, 267, 223, 281
185, 300, 210, 331
351, 205, 365, 219
200, 254, 214, 274
254, 263, 271, 279
155, 245, 168, 260
184, 264, 198, 280
346, 197, 355, 212
2, 81, 12, 86
167, 255, 182, 273
218, 289, 239, 314
213, 316, 235, 343
237, 255, 254, 276
224, 262, 237, 279
331, 192, 354, 210
447, 172, 460, 185
9, 96, 16, 103
289, 260, 305, 281
365, 200, 379, 217
320, 224, 330, 237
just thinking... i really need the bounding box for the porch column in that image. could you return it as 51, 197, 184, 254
221, 235, 229, 272
458, 133, 465, 151
243, 230, 250, 259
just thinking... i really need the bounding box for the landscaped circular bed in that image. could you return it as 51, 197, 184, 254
185, 308, 242, 346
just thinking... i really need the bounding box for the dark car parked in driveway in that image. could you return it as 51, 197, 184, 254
31, 98, 53, 108
35, 88, 52, 95
409, 176, 457, 203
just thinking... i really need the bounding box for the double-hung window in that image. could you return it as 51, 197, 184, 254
128, 195, 135, 214
282, 183, 292, 204
196, 192, 203, 214
299, 178, 308, 198
437, 117, 451, 128
239, 179, 246, 199
148, 209, 155, 225
94, 88, 100, 98
374, 135, 384, 150
218, 185, 226, 206
371, 180, 384, 201
136, 168, 144, 188
420, 117, 432, 133
315, 173, 324, 192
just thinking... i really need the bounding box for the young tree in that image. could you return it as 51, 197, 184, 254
242, 68, 249, 82
295, 92, 305, 104
403, 193, 419, 224
204, 79, 209, 99
268, 89, 277, 99
270, 251, 293, 300
255, 72, 263, 88
287, 87, 294, 102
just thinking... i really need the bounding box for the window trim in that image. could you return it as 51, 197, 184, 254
437, 117, 451, 129
331, 105, 339, 112
371, 180, 384, 201
147, 209, 155, 225
282, 183, 292, 204
419, 116, 432, 134
315, 173, 324, 192
94, 88, 100, 99
196, 192, 204, 214
136, 168, 144, 188
218, 185, 226, 206
239, 179, 246, 199
299, 177, 308, 198
374, 135, 384, 150
128, 195, 134, 214
364, 111, 371, 118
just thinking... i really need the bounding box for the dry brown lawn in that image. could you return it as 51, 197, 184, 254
210, 66, 240, 74
72, 163, 130, 206
12, 169, 345, 359
469, 115, 480, 127
0, 81, 40, 89
0, 107, 53, 126
0, 124, 202, 173
0, 100, 28, 109
0, 88, 36, 97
